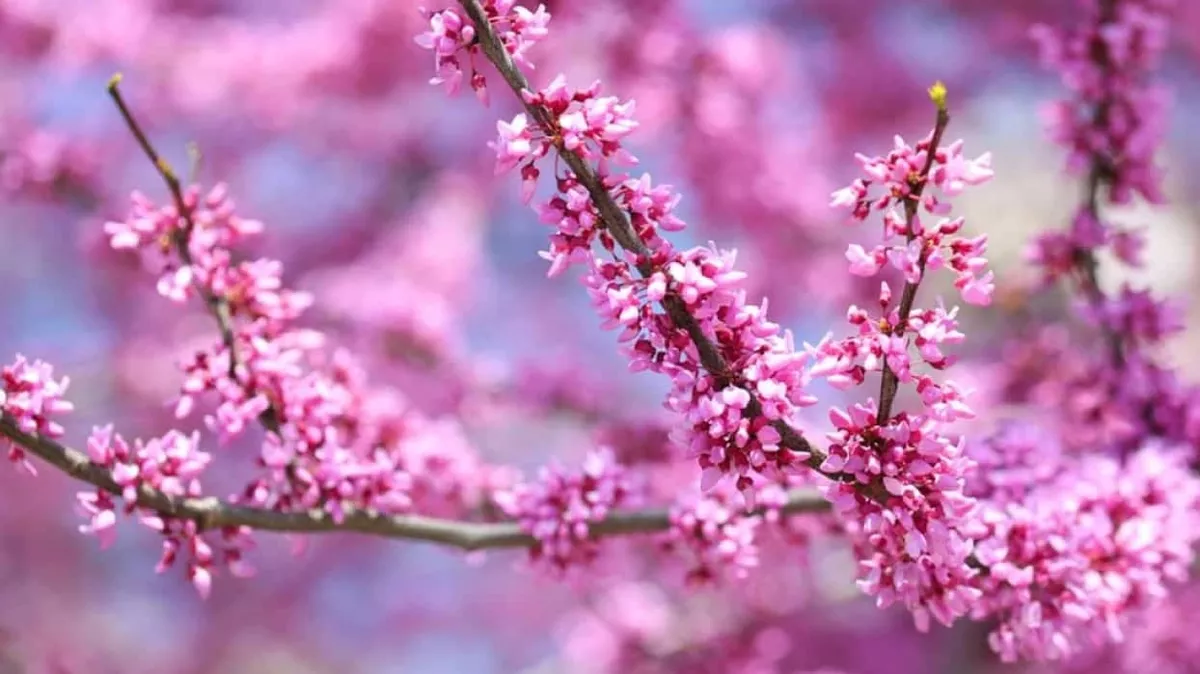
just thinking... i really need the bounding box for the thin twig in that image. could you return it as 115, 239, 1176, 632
876, 88, 951, 422
107, 75, 280, 433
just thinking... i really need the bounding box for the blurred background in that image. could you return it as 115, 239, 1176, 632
1, 0, 1198, 672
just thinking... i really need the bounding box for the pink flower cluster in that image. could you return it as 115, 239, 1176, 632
1021, 0, 1200, 465
659, 481, 763, 586
494, 448, 633, 575
76, 425, 253, 598
1000, 323, 1200, 465
106, 186, 309, 427
1030, 0, 1174, 206
1027, 0, 1176, 358
414, 1, 550, 102
831, 135, 994, 306
106, 184, 486, 515
1, 355, 74, 473
411, 1, 1200, 666
970, 441, 1200, 662
420, 8, 819, 504
645, 245, 817, 498
820, 402, 981, 632
1081, 285, 1184, 348
810, 128, 994, 632
1028, 211, 1144, 284
99, 183, 489, 590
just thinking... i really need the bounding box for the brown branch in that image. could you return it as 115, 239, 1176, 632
1070, 0, 1126, 369
0, 416, 831, 551
106, 75, 280, 434
876, 90, 951, 422
456, 0, 887, 500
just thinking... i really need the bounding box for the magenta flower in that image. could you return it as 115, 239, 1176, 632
1, 355, 74, 473
495, 448, 634, 575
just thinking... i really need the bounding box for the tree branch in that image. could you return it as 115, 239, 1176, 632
876, 87, 951, 422
456, 0, 887, 502
1072, 0, 1126, 369
92, 76, 831, 555
107, 75, 281, 433
0, 416, 831, 552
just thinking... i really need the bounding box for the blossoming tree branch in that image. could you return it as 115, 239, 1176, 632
0, 0, 1193, 670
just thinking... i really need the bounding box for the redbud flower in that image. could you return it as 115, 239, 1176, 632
1, 355, 74, 473
971, 442, 1200, 662
660, 482, 762, 585
76, 424, 254, 597
414, 2, 551, 101
494, 448, 633, 576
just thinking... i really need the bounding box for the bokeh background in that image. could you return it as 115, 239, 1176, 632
1, 1, 1198, 672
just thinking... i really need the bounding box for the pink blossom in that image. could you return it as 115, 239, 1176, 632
414, 2, 551, 100
1, 355, 74, 473
1031, 0, 1173, 205
483, 72, 820, 496
75, 424, 254, 596
660, 481, 762, 585
971, 443, 1200, 662
494, 448, 633, 576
